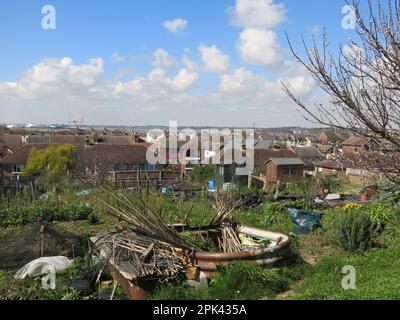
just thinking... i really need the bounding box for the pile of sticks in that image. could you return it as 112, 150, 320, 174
98, 190, 195, 250
94, 189, 250, 280
209, 194, 241, 226
92, 230, 189, 280
218, 221, 243, 254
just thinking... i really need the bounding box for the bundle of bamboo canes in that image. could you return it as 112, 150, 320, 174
98, 190, 194, 250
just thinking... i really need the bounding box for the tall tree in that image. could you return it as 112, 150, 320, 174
24, 144, 77, 187
284, 0, 400, 180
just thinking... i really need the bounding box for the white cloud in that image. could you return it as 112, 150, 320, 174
0, 53, 316, 127
0, 57, 104, 99
280, 75, 314, 96
237, 28, 283, 67
112, 67, 198, 99
198, 44, 230, 73
228, 0, 286, 29
163, 19, 188, 34
182, 49, 197, 71
169, 68, 199, 91
342, 44, 365, 60
111, 53, 125, 63
67, 58, 104, 86
216, 62, 315, 106
152, 48, 177, 69
219, 68, 263, 93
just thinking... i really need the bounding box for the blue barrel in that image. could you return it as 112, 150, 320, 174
208, 179, 216, 191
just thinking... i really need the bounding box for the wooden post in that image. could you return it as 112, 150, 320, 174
39, 225, 45, 257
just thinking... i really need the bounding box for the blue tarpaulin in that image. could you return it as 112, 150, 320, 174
288, 208, 322, 235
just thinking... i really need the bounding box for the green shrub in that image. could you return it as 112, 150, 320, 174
0, 205, 93, 228
324, 209, 377, 252
12, 278, 91, 300
13, 278, 65, 300
236, 202, 292, 234
320, 174, 345, 193
0, 270, 7, 291
285, 198, 313, 211
368, 203, 393, 228
61, 289, 82, 300
67, 254, 93, 281
284, 179, 317, 198
378, 179, 400, 205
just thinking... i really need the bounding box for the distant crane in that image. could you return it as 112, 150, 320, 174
68, 105, 85, 128
71, 115, 85, 127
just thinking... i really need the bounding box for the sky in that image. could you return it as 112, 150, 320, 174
0, 0, 360, 127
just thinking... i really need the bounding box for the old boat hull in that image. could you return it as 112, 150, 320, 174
193, 226, 291, 276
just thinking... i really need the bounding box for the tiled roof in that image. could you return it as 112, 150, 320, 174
342, 135, 369, 147
77, 144, 148, 172
269, 158, 304, 166
0, 135, 23, 152
316, 159, 351, 170
254, 149, 298, 167
294, 147, 324, 161
27, 135, 87, 144
0, 143, 148, 171
254, 140, 274, 150
0, 144, 48, 164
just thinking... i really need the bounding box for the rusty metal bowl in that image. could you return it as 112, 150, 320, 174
192, 226, 291, 276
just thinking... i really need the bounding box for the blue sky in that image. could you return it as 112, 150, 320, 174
0, 0, 359, 127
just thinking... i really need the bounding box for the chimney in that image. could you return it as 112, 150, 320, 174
133, 131, 140, 144
86, 132, 97, 145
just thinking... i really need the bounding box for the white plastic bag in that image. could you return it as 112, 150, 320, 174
14, 256, 73, 280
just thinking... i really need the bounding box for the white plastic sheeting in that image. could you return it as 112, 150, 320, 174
14, 256, 73, 280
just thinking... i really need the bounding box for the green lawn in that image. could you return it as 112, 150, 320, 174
291, 247, 400, 300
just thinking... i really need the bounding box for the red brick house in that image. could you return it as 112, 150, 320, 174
265, 158, 305, 183
0, 142, 155, 194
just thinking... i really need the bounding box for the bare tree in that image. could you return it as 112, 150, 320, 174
283, 0, 400, 180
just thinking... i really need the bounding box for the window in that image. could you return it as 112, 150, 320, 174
12, 165, 22, 174
284, 167, 297, 176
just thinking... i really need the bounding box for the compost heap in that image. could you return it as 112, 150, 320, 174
92, 192, 269, 282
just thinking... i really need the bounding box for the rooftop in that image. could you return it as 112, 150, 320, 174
269, 158, 305, 166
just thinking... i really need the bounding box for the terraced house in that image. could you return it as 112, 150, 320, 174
0, 134, 182, 194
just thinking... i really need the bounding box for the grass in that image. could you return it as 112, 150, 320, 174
291, 247, 400, 300
288, 206, 400, 300
153, 262, 304, 300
